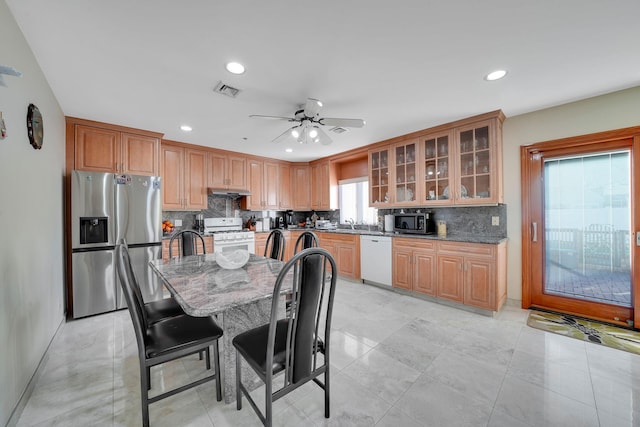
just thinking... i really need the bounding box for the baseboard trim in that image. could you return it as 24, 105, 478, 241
6, 315, 66, 427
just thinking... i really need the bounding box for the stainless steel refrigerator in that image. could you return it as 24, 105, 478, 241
71, 170, 162, 318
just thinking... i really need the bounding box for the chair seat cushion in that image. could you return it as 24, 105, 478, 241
145, 315, 223, 359
232, 319, 290, 376
144, 297, 185, 324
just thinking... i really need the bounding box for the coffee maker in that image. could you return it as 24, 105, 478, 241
286, 210, 294, 227
195, 213, 204, 233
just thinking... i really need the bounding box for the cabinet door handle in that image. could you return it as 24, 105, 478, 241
532, 222, 538, 242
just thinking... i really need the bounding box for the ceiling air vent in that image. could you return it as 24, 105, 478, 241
329, 126, 348, 134
213, 81, 241, 98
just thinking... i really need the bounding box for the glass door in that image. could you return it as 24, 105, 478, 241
522, 134, 636, 326
544, 152, 632, 307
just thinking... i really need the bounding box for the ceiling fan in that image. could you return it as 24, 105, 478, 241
250, 98, 365, 145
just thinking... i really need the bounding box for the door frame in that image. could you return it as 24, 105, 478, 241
521, 126, 640, 328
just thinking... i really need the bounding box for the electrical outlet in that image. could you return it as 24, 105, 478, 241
491, 216, 499, 226
174, 219, 182, 226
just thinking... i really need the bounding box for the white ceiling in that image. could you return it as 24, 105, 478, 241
7, 0, 640, 161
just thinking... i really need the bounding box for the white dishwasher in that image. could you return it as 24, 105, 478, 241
360, 235, 392, 286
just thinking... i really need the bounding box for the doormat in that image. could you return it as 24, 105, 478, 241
527, 310, 640, 356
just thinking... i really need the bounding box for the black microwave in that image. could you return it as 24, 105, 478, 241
393, 213, 435, 235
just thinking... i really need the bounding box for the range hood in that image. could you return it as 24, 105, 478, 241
208, 188, 251, 197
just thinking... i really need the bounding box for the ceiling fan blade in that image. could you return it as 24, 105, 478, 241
303, 98, 323, 118
272, 126, 297, 144
250, 114, 294, 121
319, 117, 366, 128
315, 126, 333, 145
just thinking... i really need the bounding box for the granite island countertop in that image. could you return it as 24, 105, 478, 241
149, 253, 290, 316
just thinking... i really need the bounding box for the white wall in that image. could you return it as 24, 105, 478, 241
0, 1, 66, 424
503, 86, 640, 301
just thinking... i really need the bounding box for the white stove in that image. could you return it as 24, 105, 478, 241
204, 217, 255, 254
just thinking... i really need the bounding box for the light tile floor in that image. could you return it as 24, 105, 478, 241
15, 279, 640, 426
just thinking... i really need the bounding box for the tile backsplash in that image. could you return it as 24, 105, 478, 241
163, 195, 506, 238
378, 204, 507, 237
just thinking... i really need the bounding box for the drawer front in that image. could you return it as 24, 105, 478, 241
393, 237, 435, 251
438, 241, 494, 257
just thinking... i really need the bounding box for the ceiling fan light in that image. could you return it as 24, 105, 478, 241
309, 128, 318, 138
225, 62, 245, 75
485, 69, 507, 81
291, 129, 300, 138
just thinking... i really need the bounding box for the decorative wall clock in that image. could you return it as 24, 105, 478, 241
27, 103, 43, 149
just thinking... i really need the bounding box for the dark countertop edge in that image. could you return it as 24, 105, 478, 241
313, 229, 508, 245
163, 228, 508, 245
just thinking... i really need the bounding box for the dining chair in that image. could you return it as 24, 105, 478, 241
264, 229, 286, 261
116, 239, 185, 325
115, 242, 223, 427
233, 247, 337, 427
169, 229, 206, 258
293, 230, 319, 254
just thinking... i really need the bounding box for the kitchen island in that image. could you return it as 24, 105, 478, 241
149, 253, 290, 403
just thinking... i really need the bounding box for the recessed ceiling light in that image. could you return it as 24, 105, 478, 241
485, 70, 507, 81
180, 125, 193, 132
285, 148, 293, 153
225, 62, 245, 75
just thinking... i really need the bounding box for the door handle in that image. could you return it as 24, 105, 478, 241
532, 222, 538, 242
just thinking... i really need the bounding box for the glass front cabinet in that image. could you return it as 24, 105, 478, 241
453, 118, 503, 205
421, 131, 452, 204
369, 145, 392, 207
393, 139, 419, 206
368, 111, 504, 208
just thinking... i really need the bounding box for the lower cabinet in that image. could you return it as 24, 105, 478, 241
255, 230, 290, 259
392, 238, 436, 296
392, 238, 507, 312
318, 232, 360, 280
436, 241, 507, 311
161, 235, 213, 261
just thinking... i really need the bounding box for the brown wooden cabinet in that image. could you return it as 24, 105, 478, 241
368, 145, 392, 207
162, 235, 212, 260
243, 159, 279, 210
390, 236, 507, 311
367, 110, 504, 208
254, 232, 269, 257
393, 139, 420, 206
278, 163, 292, 210
421, 131, 453, 204
436, 241, 507, 311
291, 164, 311, 210
208, 151, 247, 191
453, 117, 503, 205
71, 121, 160, 175
161, 142, 207, 210
392, 238, 436, 296
318, 232, 360, 279
310, 160, 337, 210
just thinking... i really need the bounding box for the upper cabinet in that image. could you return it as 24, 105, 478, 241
69, 119, 161, 176
453, 118, 503, 205
291, 164, 311, 210
310, 160, 337, 210
242, 159, 279, 210
421, 131, 453, 204
368, 110, 504, 207
161, 142, 207, 210
393, 139, 419, 206
278, 163, 292, 210
369, 145, 392, 207
208, 151, 247, 191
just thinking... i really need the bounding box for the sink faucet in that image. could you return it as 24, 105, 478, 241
347, 218, 355, 230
